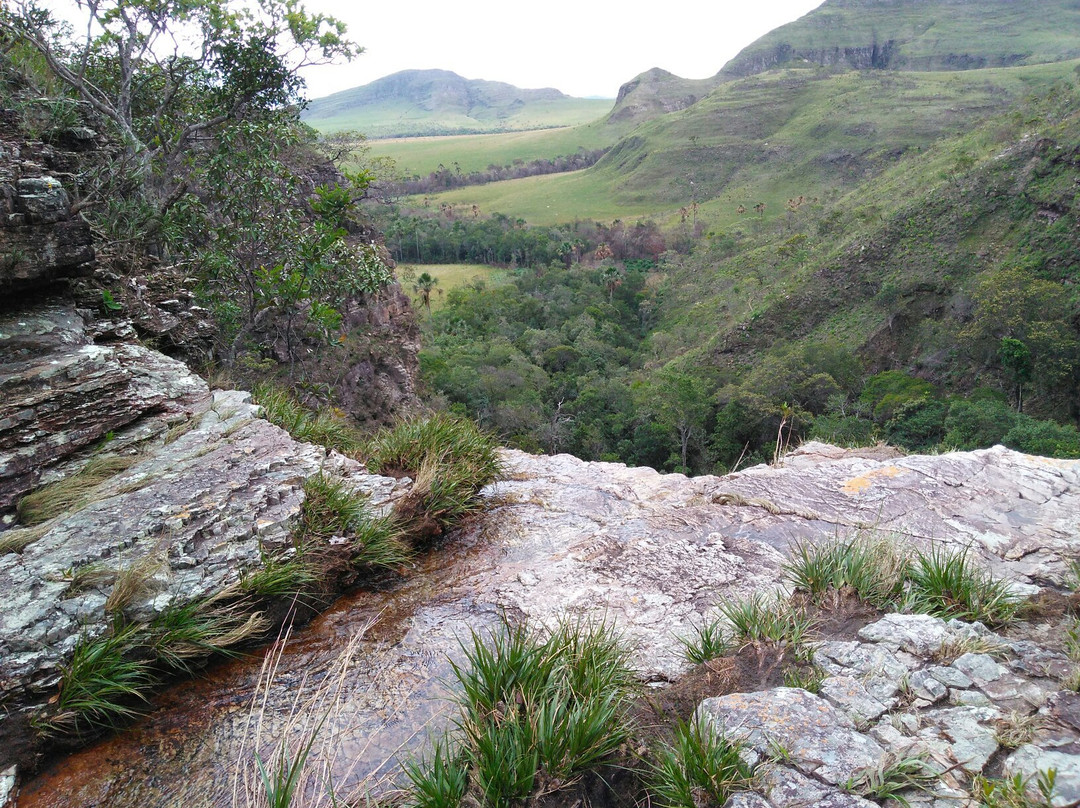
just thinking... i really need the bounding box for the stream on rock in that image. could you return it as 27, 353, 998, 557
17, 532, 500, 808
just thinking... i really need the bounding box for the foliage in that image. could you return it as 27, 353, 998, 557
16, 453, 140, 525
402, 618, 637, 808
364, 414, 501, 537
975, 770, 1057, 808
647, 718, 754, 808
35, 623, 156, 733
905, 545, 1021, 626
784, 533, 911, 609
845, 755, 937, 807
252, 384, 363, 454
680, 619, 731, 665
147, 599, 266, 672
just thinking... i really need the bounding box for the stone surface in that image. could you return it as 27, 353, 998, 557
819, 675, 889, 724
698, 687, 888, 784
0, 388, 405, 706
1006, 745, 1080, 807
0, 132, 95, 291
0, 304, 208, 509
857, 614, 954, 656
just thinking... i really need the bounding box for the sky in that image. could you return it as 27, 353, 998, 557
300, 0, 826, 100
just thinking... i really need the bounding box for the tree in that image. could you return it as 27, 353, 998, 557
414, 272, 438, 311
2, 0, 360, 211
635, 369, 711, 473
998, 337, 1033, 413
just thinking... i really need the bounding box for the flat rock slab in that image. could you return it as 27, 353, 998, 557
712, 441, 1080, 586
697, 687, 888, 784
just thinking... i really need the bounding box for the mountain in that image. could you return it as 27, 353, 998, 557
606, 67, 722, 124
302, 69, 613, 137
719, 0, 1080, 78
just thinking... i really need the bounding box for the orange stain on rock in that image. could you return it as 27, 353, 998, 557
840, 465, 905, 494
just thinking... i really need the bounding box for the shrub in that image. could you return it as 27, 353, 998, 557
906, 545, 1020, 625
885, 398, 948, 452
943, 398, 1019, 450
1003, 417, 1080, 458
648, 719, 754, 808
860, 371, 936, 423
365, 414, 501, 539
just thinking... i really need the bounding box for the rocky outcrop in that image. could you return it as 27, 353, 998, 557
698, 612, 1080, 808
15, 442, 1080, 808
0, 115, 95, 291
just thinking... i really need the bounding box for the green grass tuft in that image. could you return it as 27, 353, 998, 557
647, 718, 754, 808
784, 533, 911, 610
252, 383, 362, 455
845, 754, 938, 807
715, 592, 813, 647
365, 413, 502, 538
405, 617, 636, 808
35, 623, 156, 733
905, 545, 1021, 626
147, 599, 267, 672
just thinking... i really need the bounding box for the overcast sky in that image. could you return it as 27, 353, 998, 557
300, 0, 825, 100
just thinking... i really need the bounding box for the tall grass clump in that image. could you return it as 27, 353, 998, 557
34, 623, 156, 734
147, 599, 268, 673
296, 472, 411, 570
785, 534, 1021, 626
252, 383, 362, 455
648, 718, 754, 808
405, 618, 637, 808
16, 453, 140, 525
365, 414, 501, 539
906, 545, 1020, 626
682, 593, 812, 664
785, 533, 911, 609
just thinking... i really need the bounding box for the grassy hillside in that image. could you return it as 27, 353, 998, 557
413, 81, 1080, 470
364, 121, 622, 177
413, 60, 1077, 226
304, 69, 612, 138
721, 0, 1080, 77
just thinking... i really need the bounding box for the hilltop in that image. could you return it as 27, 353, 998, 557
302, 69, 613, 137
720, 0, 1080, 77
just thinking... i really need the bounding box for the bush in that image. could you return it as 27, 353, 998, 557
943, 398, 1019, 450
365, 414, 501, 539
860, 371, 936, 423
884, 398, 948, 452
1002, 417, 1080, 458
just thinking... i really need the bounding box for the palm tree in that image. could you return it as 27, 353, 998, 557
414, 272, 438, 311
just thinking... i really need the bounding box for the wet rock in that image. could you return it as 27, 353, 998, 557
697, 687, 887, 784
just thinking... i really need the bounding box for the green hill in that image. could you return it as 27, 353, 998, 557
303, 69, 613, 138
720, 0, 1080, 77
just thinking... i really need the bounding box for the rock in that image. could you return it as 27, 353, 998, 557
1005, 745, 1080, 807
724, 793, 775, 808
697, 687, 887, 784
819, 675, 890, 724
0, 304, 208, 509
918, 706, 1001, 773
857, 614, 954, 656
927, 665, 973, 689
909, 669, 949, 703
756, 765, 877, 808
0, 389, 406, 708
952, 653, 1008, 686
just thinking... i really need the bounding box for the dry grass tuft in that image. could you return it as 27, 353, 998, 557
16, 453, 141, 525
